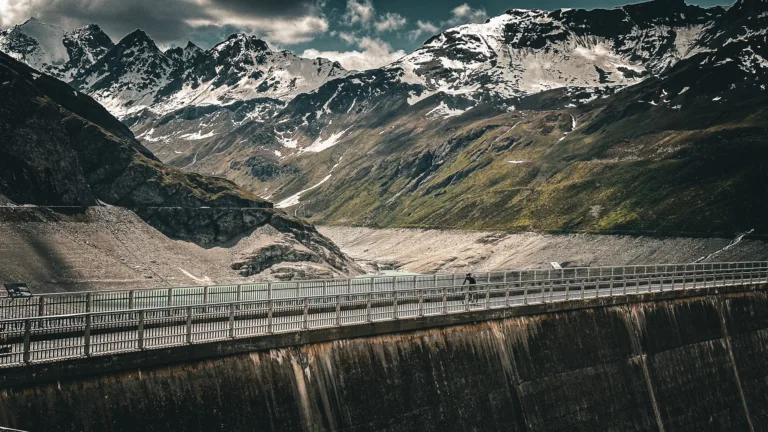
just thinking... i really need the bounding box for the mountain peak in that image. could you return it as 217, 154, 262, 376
81, 23, 105, 33
222, 33, 270, 52
121, 29, 153, 44
117, 29, 161, 52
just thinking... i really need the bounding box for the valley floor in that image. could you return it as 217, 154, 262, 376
319, 226, 768, 274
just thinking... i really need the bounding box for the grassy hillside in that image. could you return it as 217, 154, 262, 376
278, 74, 768, 238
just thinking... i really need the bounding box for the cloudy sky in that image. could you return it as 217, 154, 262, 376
0, 0, 733, 70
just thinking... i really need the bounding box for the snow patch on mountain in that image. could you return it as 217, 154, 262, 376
303, 127, 353, 153
426, 101, 470, 119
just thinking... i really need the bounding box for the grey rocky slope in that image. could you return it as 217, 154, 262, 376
321, 226, 768, 275
0, 50, 361, 287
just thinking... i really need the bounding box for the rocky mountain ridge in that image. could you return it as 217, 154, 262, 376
2, 0, 767, 239
0, 50, 361, 282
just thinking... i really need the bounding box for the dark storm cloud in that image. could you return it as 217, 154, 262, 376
3, 0, 323, 44
211, 0, 318, 18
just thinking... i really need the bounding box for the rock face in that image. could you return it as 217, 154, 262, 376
0, 51, 361, 281
3, 287, 768, 431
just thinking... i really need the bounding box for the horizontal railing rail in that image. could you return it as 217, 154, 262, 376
2, 261, 766, 319
1, 266, 766, 368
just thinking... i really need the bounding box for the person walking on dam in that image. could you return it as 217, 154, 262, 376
463, 273, 477, 304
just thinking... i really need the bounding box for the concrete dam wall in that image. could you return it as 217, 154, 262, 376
2, 286, 768, 431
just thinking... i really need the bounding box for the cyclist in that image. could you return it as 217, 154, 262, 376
462, 273, 477, 304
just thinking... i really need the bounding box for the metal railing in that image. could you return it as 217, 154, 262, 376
1, 264, 766, 368
2, 262, 766, 319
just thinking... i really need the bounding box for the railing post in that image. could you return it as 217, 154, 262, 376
418, 290, 424, 316
128, 290, 135, 310
37, 296, 45, 317
485, 284, 490, 309
609, 270, 614, 297
23, 319, 31, 364
366, 293, 372, 322
185, 306, 193, 344
86, 293, 92, 313
203, 285, 209, 305
322, 281, 327, 298
505, 283, 510, 306
336, 295, 342, 326
442, 287, 448, 314
580, 279, 585, 299
565, 280, 570, 301
393, 290, 398, 319
267, 300, 273, 334
236, 284, 242, 301
432, 274, 437, 288
267, 283, 273, 300
84, 313, 92, 357
348, 278, 352, 295
138, 310, 145, 350
228, 303, 235, 338
523, 284, 529, 305
167, 288, 173, 307
549, 280, 554, 303
303, 297, 309, 330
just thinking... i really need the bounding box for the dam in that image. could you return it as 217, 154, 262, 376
1, 262, 767, 431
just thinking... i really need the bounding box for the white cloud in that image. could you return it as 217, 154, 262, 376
338, 31, 357, 44
343, 0, 375, 26
0, 0, 29, 28
187, 14, 328, 45
303, 36, 405, 71
408, 20, 439, 41
374, 12, 406, 32
444, 3, 487, 26
0, 0, 328, 46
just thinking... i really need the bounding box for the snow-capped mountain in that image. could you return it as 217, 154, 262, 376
390, 0, 722, 104
71, 29, 178, 118
0, 18, 113, 81
70, 31, 347, 120
244, 0, 727, 161
165, 42, 205, 66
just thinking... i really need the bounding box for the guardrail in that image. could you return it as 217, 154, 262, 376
1, 265, 766, 368
2, 262, 766, 319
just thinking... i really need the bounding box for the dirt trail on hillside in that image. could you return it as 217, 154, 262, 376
319, 226, 768, 274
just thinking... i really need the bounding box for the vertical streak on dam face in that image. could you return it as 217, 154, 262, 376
3, 290, 768, 431
638, 297, 752, 430
721, 291, 768, 426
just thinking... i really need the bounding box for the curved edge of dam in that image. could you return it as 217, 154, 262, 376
2, 284, 768, 431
